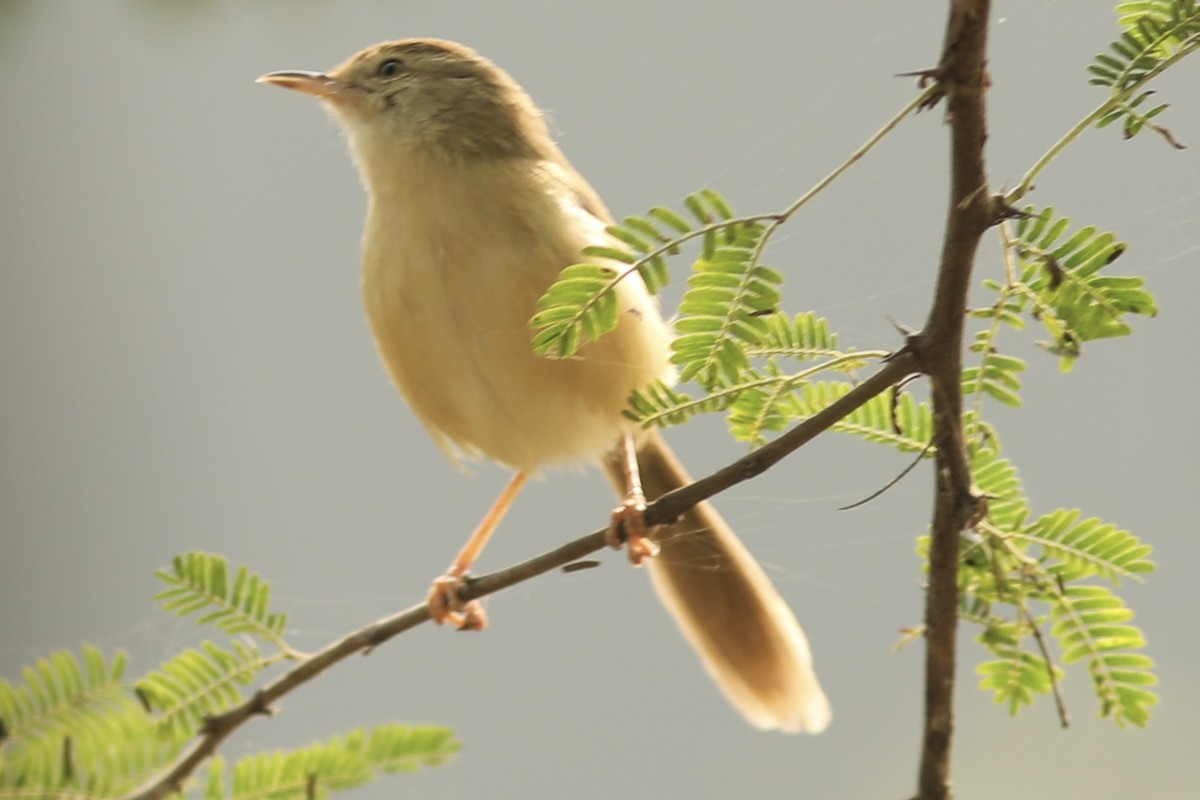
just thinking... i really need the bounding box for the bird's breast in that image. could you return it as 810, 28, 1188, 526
359, 157, 673, 471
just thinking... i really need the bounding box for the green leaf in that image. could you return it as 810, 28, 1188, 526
962, 339, 1026, 409
136, 640, 271, 742
977, 646, 1058, 715
0, 644, 134, 747
528, 263, 623, 359
969, 446, 1029, 531
747, 312, 843, 362
700, 188, 735, 221
673, 223, 783, 390
1087, 1, 1200, 140
1051, 586, 1157, 726
608, 223, 655, 251
649, 205, 692, 234
206, 756, 228, 800
1009, 207, 1156, 367
343, 723, 460, 774
530, 190, 754, 358
580, 244, 637, 264
0, 655, 183, 797
227, 724, 458, 799
155, 552, 292, 652
684, 192, 712, 225
1022, 509, 1155, 583
790, 383, 933, 453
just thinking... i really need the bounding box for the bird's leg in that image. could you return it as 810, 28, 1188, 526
607, 433, 660, 566
428, 470, 529, 630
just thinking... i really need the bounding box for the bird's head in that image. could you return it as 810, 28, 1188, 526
258, 38, 553, 164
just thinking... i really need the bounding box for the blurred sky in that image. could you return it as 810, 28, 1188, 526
2, 1, 1198, 798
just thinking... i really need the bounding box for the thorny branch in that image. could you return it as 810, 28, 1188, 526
912, 1, 995, 798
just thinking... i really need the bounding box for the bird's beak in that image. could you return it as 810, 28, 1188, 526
256, 70, 344, 99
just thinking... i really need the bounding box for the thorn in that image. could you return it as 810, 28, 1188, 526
896, 68, 944, 110
887, 316, 916, 337
896, 67, 941, 86
991, 194, 1031, 222
838, 441, 933, 510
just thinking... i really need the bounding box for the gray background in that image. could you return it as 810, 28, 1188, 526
2, 1, 1198, 798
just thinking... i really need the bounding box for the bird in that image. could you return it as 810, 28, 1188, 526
258, 38, 830, 733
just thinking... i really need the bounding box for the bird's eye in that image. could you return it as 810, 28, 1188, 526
377, 59, 404, 78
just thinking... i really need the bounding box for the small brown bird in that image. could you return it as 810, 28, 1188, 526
259, 38, 830, 733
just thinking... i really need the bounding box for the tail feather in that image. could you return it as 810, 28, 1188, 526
604, 430, 831, 733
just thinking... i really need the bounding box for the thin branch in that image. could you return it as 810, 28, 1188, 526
1020, 601, 1070, 729
463, 349, 917, 602
780, 85, 942, 225
630, 350, 892, 429
744, 85, 942, 281
122, 350, 918, 800
597, 84, 940, 348
1008, 32, 1200, 202
913, 1, 994, 799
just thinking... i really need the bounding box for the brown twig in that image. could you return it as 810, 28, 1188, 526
911, 2, 995, 799
122, 350, 918, 800
1020, 601, 1070, 729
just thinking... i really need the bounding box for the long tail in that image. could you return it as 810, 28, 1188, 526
603, 430, 831, 733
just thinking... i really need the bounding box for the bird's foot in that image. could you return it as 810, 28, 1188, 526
608, 497, 660, 566
427, 570, 488, 631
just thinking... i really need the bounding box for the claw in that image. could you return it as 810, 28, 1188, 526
427, 572, 489, 631
608, 497, 660, 566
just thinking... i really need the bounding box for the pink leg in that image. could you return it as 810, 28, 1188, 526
428, 471, 529, 630
606, 433, 660, 566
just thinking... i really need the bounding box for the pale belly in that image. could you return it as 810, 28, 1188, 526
361, 203, 673, 472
